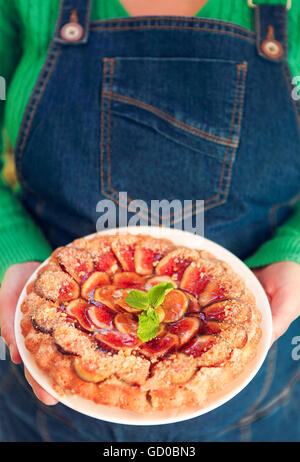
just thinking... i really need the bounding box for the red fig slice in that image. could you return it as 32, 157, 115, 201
56, 247, 95, 283
78, 236, 120, 274
181, 334, 216, 358
168, 316, 201, 346
34, 271, 80, 303
65, 299, 96, 332
144, 275, 178, 291
81, 272, 111, 300
93, 285, 119, 311
87, 305, 115, 329
111, 234, 138, 272
94, 329, 140, 350
73, 357, 111, 383
140, 333, 179, 358
114, 313, 138, 334
160, 289, 188, 323
185, 292, 201, 313
202, 299, 252, 324
134, 237, 174, 275
182, 335, 232, 366
112, 272, 146, 289
155, 248, 199, 284
180, 263, 209, 297
204, 320, 248, 349
197, 280, 226, 307
113, 288, 146, 313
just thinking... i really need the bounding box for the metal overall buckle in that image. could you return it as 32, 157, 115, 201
248, 0, 292, 10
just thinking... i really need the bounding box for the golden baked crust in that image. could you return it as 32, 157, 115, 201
21, 233, 262, 413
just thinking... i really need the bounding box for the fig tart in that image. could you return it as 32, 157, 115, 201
20, 233, 262, 413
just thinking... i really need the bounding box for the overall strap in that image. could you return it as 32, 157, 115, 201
253, 3, 288, 62
54, 0, 93, 45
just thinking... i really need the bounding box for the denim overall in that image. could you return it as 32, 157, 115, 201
1, 0, 300, 441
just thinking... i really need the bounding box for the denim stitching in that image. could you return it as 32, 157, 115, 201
90, 24, 256, 44
100, 61, 247, 221
15, 43, 62, 193
104, 92, 239, 146
205, 64, 245, 205
90, 16, 256, 37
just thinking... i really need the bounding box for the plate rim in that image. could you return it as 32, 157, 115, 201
15, 226, 272, 425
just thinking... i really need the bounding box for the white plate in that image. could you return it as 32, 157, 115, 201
15, 226, 272, 425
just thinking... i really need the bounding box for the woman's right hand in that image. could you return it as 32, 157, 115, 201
0, 262, 58, 405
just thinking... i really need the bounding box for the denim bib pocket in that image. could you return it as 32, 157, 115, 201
100, 57, 247, 220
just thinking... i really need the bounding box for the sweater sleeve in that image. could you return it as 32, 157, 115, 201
245, 201, 300, 268
0, 0, 52, 282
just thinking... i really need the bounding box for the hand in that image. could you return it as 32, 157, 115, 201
253, 261, 300, 345
0, 262, 58, 405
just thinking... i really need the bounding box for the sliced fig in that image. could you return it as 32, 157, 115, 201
56, 247, 94, 283
31, 301, 63, 334
111, 234, 138, 272
140, 333, 179, 358
134, 237, 174, 275
185, 292, 201, 313
181, 334, 217, 358
144, 275, 178, 290
65, 299, 95, 332
87, 305, 115, 329
93, 285, 119, 311
73, 357, 111, 383
180, 263, 209, 297
182, 334, 232, 366
112, 272, 146, 289
202, 299, 252, 324
114, 312, 138, 334
80, 236, 120, 274
168, 316, 201, 346
155, 248, 199, 284
81, 271, 111, 300
94, 329, 140, 350
197, 280, 226, 307
113, 288, 146, 313
204, 320, 248, 349
34, 270, 80, 303
160, 289, 188, 323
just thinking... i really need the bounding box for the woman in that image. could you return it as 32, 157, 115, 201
0, 0, 300, 442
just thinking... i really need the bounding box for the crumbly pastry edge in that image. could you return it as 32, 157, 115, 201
20, 234, 262, 414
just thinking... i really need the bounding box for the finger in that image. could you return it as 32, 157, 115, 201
0, 263, 39, 362
24, 367, 58, 406
252, 267, 276, 299
270, 288, 300, 343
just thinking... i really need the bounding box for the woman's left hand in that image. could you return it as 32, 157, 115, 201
253, 261, 300, 345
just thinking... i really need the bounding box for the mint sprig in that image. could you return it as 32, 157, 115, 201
125, 282, 174, 343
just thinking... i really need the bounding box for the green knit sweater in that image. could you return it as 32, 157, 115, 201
0, 0, 300, 281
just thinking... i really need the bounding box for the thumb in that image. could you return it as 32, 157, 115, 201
0, 262, 40, 363
270, 288, 300, 343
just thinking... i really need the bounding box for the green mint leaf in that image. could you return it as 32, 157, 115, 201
125, 290, 149, 311
147, 282, 175, 308
137, 308, 160, 342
